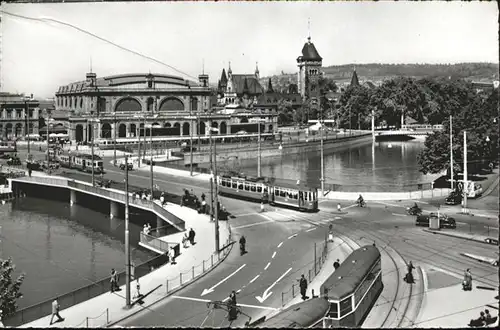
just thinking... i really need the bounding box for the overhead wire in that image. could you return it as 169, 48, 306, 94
0, 10, 199, 81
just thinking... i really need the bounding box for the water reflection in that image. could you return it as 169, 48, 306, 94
0, 197, 155, 308
238, 140, 442, 192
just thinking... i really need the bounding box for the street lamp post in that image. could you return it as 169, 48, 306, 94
462, 131, 468, 214
209, 125, 220, 253
450, 115, 454, 190
185, 116, 197, 176
124, 154, 131, 308
24, 98, 31, 155
45, 109, 50, 164
113, 112, 117, 167
88, 115, 100, 187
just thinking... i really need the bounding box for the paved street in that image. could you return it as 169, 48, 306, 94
2, 149, 498, 327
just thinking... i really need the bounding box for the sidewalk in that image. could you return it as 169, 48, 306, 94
414, 282, 499, 328
423, 229, 498, 246
13, 173, 231, 328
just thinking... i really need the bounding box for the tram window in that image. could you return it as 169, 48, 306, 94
339, 297, 353, 317
238, 182, 243, 190
244, 183, 249, 191
280, 189, 286, 198
328, 302, 339, 318
232, 180, 237, 189
257, 185, 262, 193
250, 184, 256, 192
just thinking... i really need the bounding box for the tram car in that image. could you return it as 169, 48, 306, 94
57, 152, 105, 174
217, 174, 319, 212
320, 245, 383, 328
254, 297, 329, 328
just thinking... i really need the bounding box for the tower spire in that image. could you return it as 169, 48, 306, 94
307, 17, 311, 42
202, 59, 205, 75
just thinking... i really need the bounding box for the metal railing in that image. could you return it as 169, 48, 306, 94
325, 182, 452, 196
164, 221, 232, 295
140, 231, 174, 253
2, 253, 169, 327
279, 240, 328, 307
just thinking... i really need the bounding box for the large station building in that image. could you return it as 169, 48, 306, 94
55, 71, 278, 144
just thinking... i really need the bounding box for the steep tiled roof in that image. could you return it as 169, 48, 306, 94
297, 38, 322, 62
350, 70, 360, 86
256, 92, 302, 106
231, 75, 264, 95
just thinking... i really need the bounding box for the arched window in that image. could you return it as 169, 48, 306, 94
80, 98, 83, 108
115, 98, 142, 112
147, 97, 154, 112
191, 98, 198, 112
159, 97, 184, 111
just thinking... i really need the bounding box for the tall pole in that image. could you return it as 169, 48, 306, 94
150, 124, 154, 197
449, 115, 454, 190
349, 107, 352, 137
137, 125, 141, 168
26, 100, 30, 155
209, 116, 214, 223
143, 117, 146, 161
91, 117, 95, 187
257, 121, 261, 177
190, 116, 194, 176
124, 155, 131, 307
113, 112, 117, 167
213, 130, 220, 253
46, 110, 50, 165
320, 120, 324, 196
462, 131, 468, 214
371, 108, 375, 142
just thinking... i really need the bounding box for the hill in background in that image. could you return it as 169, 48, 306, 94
260, 62, 499, 92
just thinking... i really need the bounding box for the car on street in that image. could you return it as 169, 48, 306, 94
119, 162, 133, 171
416, 212, 457, 229
445, 190, 462, 205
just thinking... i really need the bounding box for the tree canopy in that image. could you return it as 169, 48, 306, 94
0, 257, 25, 317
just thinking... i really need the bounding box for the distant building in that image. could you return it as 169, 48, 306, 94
471, 81, 498, 93
297, 36, 323, 99
217, 63, 264, 107
0, 92, 41, 140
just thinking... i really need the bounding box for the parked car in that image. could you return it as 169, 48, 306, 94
445, 190, 462, 205
416, 213, 456, 229
7, 157, 21, 166
119, 162, 133, 171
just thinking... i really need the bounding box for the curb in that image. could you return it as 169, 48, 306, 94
106, 232, 233, 327
459, 253, 499, 266
400, 266, 425, 328
422, 229, 498, 246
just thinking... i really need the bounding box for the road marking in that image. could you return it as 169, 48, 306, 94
172, 296, 278, 311
277, 241, 283, 248
249, 274, 260, 284
427, 265, 462, 280
201, 264, 246, 296
272, 251, 277, 259
344, 203, 358, 210
232, 212, 259, 217
257, 212, 276, 221
222, 297, 229, 302
236, 289, 242, 293
255, 267, 293, 303
264, 262, 271, 270
455, 221, 468, 225
485, 226, 499, 231
232, 220, 273, 230
288, 234, 298, 239
410, 199, 429, 204
392, 213, 408, 217
375, 201, 400, 208
306, 227, 317, 232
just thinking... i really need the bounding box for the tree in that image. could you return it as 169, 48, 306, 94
0, 258, 25, 317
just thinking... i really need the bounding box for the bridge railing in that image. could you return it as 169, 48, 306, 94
14, 175, 70, 187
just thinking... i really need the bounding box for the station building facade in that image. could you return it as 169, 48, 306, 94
56, 72, 277, 144
0, 92, 43, 139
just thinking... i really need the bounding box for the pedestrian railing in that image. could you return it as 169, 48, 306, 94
164, 221, 232, 295
279, 240, 328, 307
2, 253, 169, 327
139, 232, 174, 253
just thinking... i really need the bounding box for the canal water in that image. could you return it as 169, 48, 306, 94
0, 197, 155, 309
234, 139, 443, 192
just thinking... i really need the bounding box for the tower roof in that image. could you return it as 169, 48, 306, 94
220, 68, 228, 85
297, 37, 322, 62
350, 69, 360, 87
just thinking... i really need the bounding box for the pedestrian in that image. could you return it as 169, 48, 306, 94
169, 246, 177, 264
484, 309, 493, 322
189, 228, 196, 245
28, 167, 32, 177
182, 233, 189, 248
133, 279, 141, 299
147, 223, 152, 233
110, 268, 119, 292
333, 259, 340, 270
463, 268, 473, 291
298, 274, 308, 300
49, 297, 64, 325
229, 290, 237, 306
337, 203, 341, 212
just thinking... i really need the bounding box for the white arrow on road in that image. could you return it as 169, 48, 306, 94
201, 264, 246, 296
255, 267, 292, 303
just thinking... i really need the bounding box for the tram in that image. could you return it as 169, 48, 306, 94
255, 297, 329, 328
320, 245, 383, 328
0, 140, 17, 154
57, 152, 104, 174
217, 174, 319, 212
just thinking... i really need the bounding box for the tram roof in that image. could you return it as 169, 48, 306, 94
320, 245, 381, 300
66, 151, 103, 160
257, 298, 329, 328
219, 173, 316, 191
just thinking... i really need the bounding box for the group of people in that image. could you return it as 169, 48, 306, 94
143, 223, 152, 235
182, 228, 196, 248
470, 309, 496, 327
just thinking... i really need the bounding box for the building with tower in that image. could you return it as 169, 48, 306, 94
297, 36, 323, 100
217, 63, 264, 106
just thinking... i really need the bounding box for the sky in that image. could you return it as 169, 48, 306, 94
1, 1, 498, 98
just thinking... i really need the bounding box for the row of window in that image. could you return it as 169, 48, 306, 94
0, 109, 37, 119
274, 188, 317, 201
219, 178, 268, 194
353, 259, 382, 308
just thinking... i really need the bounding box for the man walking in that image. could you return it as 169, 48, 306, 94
110, 268, 119, 292
49, 297, 64, 325
333, 259, 341, 270
189, 228, 196, 245
299, 274, 308, 300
